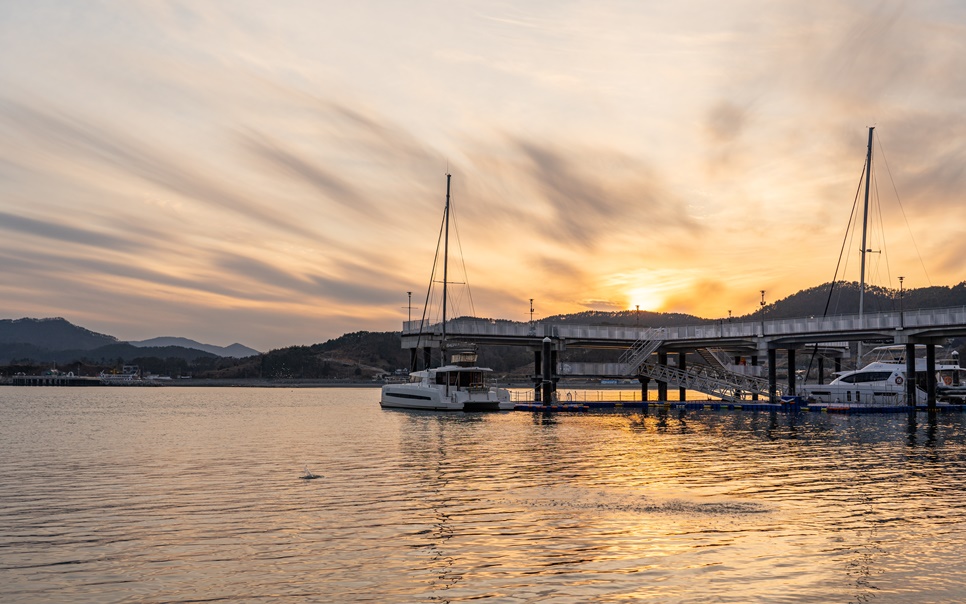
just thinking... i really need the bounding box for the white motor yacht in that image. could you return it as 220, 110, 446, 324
801, 345, 965, 407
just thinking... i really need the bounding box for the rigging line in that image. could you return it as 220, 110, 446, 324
830, 159, 868, 316
411, 200, 449, 370
875, 132, 932, 287
805, 159, 868, 384
447, 185, 478, 319
870, 162, 894, 300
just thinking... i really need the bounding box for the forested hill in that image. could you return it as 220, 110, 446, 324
4, 281, 966, 379
758, 281, 966, 320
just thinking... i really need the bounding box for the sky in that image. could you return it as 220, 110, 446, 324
1, 1, 965, 352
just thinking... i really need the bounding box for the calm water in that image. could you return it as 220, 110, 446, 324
2, 387, 965, 603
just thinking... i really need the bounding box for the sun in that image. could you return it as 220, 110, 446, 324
627, 287, 663, 312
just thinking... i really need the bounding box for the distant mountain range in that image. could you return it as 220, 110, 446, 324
0, 318, 260, 365
4, 280, 966, 371
128, 337, 259, 358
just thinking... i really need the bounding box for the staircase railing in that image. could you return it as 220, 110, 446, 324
618, 327, 665, 374
639, 360, 783, 402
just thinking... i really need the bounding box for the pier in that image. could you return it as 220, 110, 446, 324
11, 373, 102, 386
401, 305, 966, 406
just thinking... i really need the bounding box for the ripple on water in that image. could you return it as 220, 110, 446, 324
2, 389, 966, 602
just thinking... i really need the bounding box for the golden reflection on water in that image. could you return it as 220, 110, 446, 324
2, 388, 966, 602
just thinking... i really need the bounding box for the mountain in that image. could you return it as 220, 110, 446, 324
5, 281, 966, 376
0, 318, 236, 366
0, 317, 117, 350
128, 337, 260, 358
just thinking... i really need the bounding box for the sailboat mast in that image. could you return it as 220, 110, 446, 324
859, 126, 874, 321
857, 126, 874, 364
441, 173, 451, 362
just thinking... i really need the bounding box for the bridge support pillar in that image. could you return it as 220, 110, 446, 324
423, 347, 432, 370
677, 352, 687, 401
657, 352, 668, 401
410, 348, 417, 371
541, 337, 555, 404
751, 355, 759, 401
905, 343, 916, 406
639, 376, 650, 401
835, 357, 841, 374
767, 348, 777, 403
550, 347, 559, 399
927, 343, 937, 408
787, 348, 796, 396
818, 357, 825, 384
533, 349, 542, 402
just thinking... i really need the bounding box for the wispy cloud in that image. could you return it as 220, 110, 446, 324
1, 1, 965, 349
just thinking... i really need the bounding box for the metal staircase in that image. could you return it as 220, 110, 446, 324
618, 328, 665, 373
638, 359, 782, 402
696, 347, 731, 370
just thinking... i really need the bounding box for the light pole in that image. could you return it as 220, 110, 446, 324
759, 290, 766, 337
636, 304, 640, 326
407, 291, 412, 323
898, 276, 904, 329
529, 298, 535, 336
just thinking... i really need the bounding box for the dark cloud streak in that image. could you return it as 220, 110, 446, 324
0, 98, 322, 241
0, 210, 140, 252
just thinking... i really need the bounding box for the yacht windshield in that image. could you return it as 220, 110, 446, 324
838, 371, 894, 384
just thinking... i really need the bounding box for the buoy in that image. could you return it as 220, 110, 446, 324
300, 466, 322, 480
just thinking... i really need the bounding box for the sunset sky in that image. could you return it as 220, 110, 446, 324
2, 1, 965, 351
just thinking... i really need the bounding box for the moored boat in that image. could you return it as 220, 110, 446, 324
381, 361, 512, 411
801, 346, 966, 407
380, 174, 511, 411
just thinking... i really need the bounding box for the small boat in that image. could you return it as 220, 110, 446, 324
801, 345, 966, 407
380, 174, 511, 411
99, 365, 141, 383
381, 361, 512, 411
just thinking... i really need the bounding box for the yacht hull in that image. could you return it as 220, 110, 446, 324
380, 383, 511, 411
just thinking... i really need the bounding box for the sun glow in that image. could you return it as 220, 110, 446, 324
627, 287, 664, 312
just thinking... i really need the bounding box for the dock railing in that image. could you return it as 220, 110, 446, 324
403, 306, 966, 342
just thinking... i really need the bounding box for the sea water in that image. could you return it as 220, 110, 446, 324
1, 386, 965, 602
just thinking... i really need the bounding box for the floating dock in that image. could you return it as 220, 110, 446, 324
512, 400, 966, 414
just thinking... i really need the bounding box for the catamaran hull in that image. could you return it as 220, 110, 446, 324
380, 384, 511, 411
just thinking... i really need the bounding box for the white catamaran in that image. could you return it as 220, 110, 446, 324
380, 174, 512, 411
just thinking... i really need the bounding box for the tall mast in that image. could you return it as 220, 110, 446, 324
859, 126, 874, 322
857, 126, 874, 363
441, 173, 451, 362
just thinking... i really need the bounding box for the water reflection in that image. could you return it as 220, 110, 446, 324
3, 390, 966, 602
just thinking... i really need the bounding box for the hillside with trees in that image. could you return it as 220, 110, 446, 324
3, 281, 966, 381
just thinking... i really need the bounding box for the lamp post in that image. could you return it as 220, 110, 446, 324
407, 291, 412, 323
898, 276, 904, 329
636, 304, 640, 326
759, 290, 766, 337
529, 298, 535, 336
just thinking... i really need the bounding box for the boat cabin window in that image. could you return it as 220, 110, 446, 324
838, 371, 894, 384
434, 371, 486, 387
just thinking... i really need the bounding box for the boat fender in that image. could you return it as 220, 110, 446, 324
895, 376, 904, 385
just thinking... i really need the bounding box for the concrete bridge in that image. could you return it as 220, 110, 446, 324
401, 306, 966, 405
